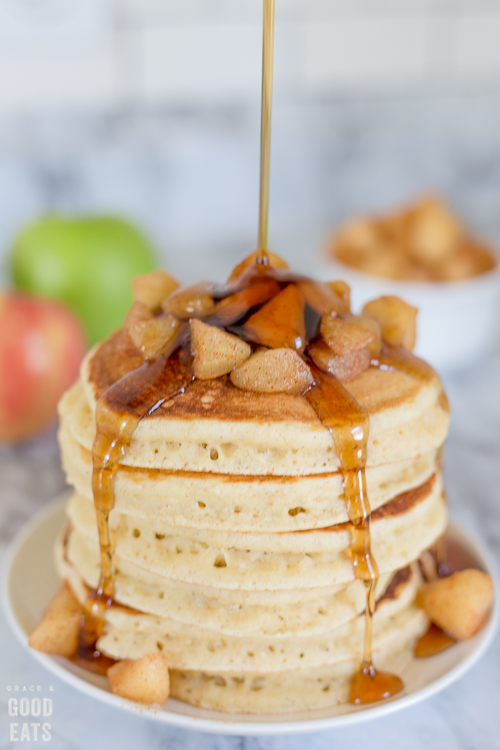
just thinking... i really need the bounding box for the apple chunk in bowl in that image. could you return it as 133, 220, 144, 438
317, 197, 500, 372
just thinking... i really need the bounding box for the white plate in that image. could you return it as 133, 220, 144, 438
2, 496, 498, 737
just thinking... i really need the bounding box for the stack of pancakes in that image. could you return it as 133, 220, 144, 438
56, 328, 449, 712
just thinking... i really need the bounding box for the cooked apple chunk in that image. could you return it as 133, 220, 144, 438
326, 280, 351, 314
244, 284, 306, 351
347, 314, 382, 358
309, 339, 371, 383
409, 198, 462, 264
228, 250, 289, 282
132, 271, 180, 311
129, 314, 182, 360
190, 319, 251, 379
125, 300, 153, 330
320, 315, 376, 356
162, 282, 215, 319
298, 281, 344, 316
108, 653, 170, 705
417, 569, 493, 641
231, 348, 314, 394
29, 583, 82, 658
362, 296, 418, 351
214, 279, 281, 326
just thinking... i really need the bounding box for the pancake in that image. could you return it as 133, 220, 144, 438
167, 629, 422, 713
64, 474, 445, 591
57, 342, 450, 476
57, 529, 424, 672
59, 420, 438, 532
50, 260, 451, 712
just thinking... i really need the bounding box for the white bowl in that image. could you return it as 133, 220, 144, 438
315, 255, 500, 373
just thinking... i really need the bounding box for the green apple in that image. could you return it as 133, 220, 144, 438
10, 215, 158, 344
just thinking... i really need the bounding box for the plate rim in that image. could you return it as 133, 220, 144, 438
2, 495, 499, 737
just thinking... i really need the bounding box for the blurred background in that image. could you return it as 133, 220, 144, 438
1, 0, 500, 441
2, 0, 500, 284
2, 7, 500, 748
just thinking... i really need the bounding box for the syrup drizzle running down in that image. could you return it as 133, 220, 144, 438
77, 342, 193, 670
79, 260, 438, 702
305, 363, 403, 703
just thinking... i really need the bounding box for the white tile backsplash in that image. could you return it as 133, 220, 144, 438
0, 44, 118, 111
140, 22, 261, 102
303, 16, 429, 93
0, 0, 499, 111
457, 10, 500, 81
0, 0, 111, 50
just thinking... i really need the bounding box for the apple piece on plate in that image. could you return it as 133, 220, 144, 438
362, 296, 418, 351
29, 583, 82, 658
244, 284, 306, 351
191, 319, 251, 379
108, 654, 170, 705
132, 271, 179, 311
417, 569, 493, 641
0, 292, 86, 442
231, 348, 314, 394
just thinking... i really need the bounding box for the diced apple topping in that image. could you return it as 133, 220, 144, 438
132, 271, 180, 311
320, 315, 376, 356
308, 339, 371, 383
129, 314, 182, 360
29, 583, 82, 658
124, 300, 153, 330
190, 319, 251, 379
409, 198, 462, 264
326, 281, 351, 314
335, 218, 380, 255
228, 250, 290, 282
214, 279, 281, 326
298, 281, 344, 315
244, 284, 306, 351
362, 296, 418, 351
346, 314, 382, 358
230, 348, 314, 394
108, 653, 170, 705
416, 569, 493, 641
162, 282, 215, 319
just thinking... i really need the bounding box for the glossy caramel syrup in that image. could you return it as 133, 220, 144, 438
256, 0, 275, 262
415, 623, 456, 658
305, 362, 403, 704
84, 337, 192, 667
72, 612, 117, 675
83, 260, 442, 698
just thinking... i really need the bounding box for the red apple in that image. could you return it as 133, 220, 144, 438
0, 292, 87, 441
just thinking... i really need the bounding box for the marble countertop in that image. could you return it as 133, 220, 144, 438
1, 348, 499, 750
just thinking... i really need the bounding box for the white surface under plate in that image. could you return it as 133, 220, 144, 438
2, 496, 499, 737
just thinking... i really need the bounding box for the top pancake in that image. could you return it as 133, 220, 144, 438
64, 331, 450, 476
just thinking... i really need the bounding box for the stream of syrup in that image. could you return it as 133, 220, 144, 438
256, 0, 275, 262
